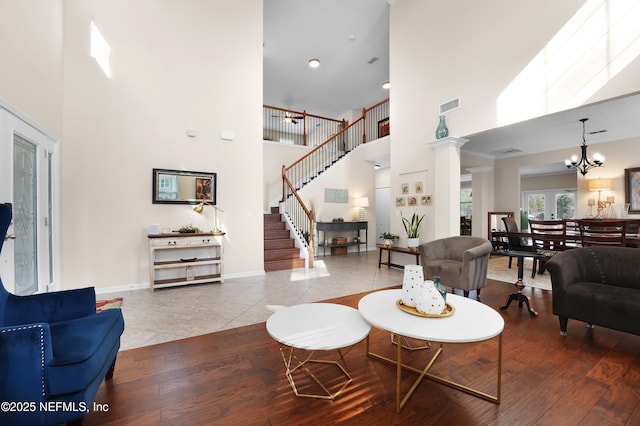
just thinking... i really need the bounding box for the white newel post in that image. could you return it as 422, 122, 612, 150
426, 136, 468, 239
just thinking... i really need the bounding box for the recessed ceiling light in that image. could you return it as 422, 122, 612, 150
382, 81, 390, 89
308, 58, 320, 68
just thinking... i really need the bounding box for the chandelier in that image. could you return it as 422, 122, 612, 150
564, 118, 604, 176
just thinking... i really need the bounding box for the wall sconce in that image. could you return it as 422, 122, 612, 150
354, 197, 369, 222
193, 202, 225, 235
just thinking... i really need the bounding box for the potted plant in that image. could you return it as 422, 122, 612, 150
402, 211, 425, 249
379, 232, 399, 247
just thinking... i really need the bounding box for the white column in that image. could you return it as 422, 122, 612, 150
426, 137, 468, 239
466, 166, 494, 239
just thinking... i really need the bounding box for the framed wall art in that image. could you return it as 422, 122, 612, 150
625, 167, 640, 213
378, 117, 390, 138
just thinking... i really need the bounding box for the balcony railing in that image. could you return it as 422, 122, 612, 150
263, 100, 389, 147
263, 105, 346, 146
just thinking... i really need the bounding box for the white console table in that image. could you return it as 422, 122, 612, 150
148, 233, 223, 291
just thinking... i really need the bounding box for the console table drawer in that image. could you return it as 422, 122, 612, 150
150, 237, 189, 247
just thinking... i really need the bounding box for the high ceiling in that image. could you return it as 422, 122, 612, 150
264, 1, 640, 175
263, 0, 390, 119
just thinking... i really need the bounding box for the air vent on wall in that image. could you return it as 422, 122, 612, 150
439, 97, 460, 115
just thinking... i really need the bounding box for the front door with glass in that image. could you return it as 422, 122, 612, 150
0, 107, 57, 295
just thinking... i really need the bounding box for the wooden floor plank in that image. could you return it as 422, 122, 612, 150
83, 280, 640, 425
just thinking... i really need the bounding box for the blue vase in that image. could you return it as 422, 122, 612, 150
433, 275, 446, 302
435, 115, 448, 139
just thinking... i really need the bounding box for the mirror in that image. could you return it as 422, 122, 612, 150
152, 168, 217, 205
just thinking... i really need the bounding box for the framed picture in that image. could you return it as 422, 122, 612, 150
395, 197, 406, 207
625, 167, 640, 213
415, 181, 423, 193
408, 196, 417, 206
421, 195, 433, 206
401, 183, 409, 194
378, 117, 390, 138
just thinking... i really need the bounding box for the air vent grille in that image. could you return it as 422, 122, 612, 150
439, 98, 460, 115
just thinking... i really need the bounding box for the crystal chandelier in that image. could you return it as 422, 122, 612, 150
564, 118, 604, 176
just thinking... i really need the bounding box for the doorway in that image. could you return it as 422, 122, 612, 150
375, 187, 390, 243
0, 106, 59, 295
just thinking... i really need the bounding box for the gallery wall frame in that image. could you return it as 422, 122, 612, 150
625, 167, 640, 213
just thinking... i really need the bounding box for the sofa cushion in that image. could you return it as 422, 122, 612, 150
565, 281, 640, 335
47, 309, 124, 396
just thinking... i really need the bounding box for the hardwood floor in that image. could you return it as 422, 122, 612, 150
85, 280, 640, 425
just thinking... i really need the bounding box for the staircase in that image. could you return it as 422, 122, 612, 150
264, 207, 305, 272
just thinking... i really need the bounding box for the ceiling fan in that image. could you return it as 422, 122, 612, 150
272, 111, 304, 124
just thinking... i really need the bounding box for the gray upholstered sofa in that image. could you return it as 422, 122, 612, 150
546, 246, 640, 336
419, 236, 493, 297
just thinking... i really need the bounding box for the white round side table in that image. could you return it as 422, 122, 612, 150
266, 303, 371, 400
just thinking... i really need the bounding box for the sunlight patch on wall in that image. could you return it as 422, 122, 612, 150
90, 21, 111, 78
497, 0, 640, 126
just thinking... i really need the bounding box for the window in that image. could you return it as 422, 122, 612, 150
555, 192, 575, 219
460, 188, 472, 217
527, 194, 545, 220
522, 189, 577, 224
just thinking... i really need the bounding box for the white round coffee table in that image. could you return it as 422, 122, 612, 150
266, 303, 371, 400
358, 289, 504, 412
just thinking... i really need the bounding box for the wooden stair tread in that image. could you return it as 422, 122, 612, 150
263, 211, 305, 272
264, 258, 306, 272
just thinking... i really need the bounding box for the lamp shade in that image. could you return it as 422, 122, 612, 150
588, 178, 612, 192
354, 197, 369, 208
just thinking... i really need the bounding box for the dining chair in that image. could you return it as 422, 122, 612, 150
577, 220, 629, 246
501, 216, 537, 277
528, 219, 566, 275
562, 219, 582, 248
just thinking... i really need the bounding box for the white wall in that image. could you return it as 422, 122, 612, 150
56, 0, 264, 290
297, 138, 390, 253
0, 0, 63, 136
263, 142, 313, 209
521, 173, 577, 191
390, 0, 640, 241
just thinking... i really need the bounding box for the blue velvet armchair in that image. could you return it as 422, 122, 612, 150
0, 204, 125, 425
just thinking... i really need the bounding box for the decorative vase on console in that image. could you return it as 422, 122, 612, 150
416, 280, 446, 315
402, 265, 424, 308
435, 115, 449, 139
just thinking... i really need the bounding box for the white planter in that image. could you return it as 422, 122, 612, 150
407, 237, 420, 248
384, 239, 394, 247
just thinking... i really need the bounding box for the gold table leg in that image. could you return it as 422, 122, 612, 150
368, 332, 502, 412
278, 344, 357, 400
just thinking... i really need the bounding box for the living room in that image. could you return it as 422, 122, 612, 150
2, 0, 640, 424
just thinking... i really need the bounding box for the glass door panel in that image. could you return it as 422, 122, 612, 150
13, 136, 38, 295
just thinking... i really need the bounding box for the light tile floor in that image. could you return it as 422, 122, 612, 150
118, 252, 403, 350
